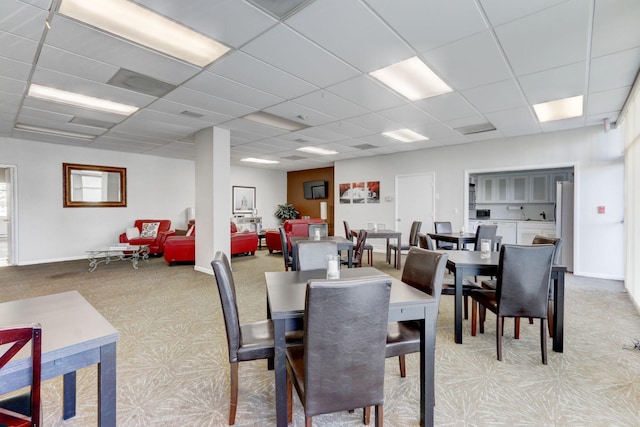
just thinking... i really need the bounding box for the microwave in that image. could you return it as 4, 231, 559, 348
476, 209, 491, 219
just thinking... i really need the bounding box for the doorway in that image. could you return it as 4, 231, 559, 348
0, 166, 16, 266
395, 173, 435, 244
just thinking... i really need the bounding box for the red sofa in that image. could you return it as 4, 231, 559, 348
119, 219, 174, 255
164, 221, 258, 265
266, 218, 326, 253
231, 222, 258, 256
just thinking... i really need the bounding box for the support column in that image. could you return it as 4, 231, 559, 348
194, 126, 230, 273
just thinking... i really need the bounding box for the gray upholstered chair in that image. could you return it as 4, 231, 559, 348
295, 240, 338, 271
307, 223, 328, 238
388, 220, 421, 268
386, 247, 448, 377
211, 251, 301, 424
344, 220, 373, 265
481, 235, 563, 336
472, 224, 498, 251
286, 276, 392, 426
433, 221, 454, 249
470, 244, 555, 363
0, 324, 42, 427
279, 226, 293, 271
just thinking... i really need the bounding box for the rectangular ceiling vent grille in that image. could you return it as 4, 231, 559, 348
180, 110, 204, 118
282, 155, 306, 160
353, 143, 378, 150
455, 122, 496, 135
247, 0, 314, 19
294, 138, 308, 143
108, 68, 176, 97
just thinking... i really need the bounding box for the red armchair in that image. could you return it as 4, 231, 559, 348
231, 222, 258, 256
119, 219, 174, 255
164, 221, 195, 265
267, 218, 326, 253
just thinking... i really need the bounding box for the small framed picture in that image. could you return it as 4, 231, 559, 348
233, 186, 255, 214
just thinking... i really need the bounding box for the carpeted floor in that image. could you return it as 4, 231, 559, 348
1, 249, 639, 426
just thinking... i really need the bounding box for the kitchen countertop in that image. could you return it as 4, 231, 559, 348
471, 219, 555, 223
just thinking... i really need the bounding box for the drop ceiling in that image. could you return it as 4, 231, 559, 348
1, 0, 639, 171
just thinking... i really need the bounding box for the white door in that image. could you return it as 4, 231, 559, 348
0, 166, 16, 266
395, 173, 435, 246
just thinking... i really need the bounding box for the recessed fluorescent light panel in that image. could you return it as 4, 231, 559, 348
533, 95, 584, 123
243, 112, 308, 131
297, 146, 338, 155
369, 56, 452, 101
241, 158, 280, 164
14, 123, 95, 140
383, 129, 429, 143
28, 84, 139, 115
58, 0, 230, 67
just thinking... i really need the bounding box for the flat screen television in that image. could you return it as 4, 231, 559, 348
303, 180, 328, 199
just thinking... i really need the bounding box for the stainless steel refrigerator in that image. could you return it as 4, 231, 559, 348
555, 182, 574, 272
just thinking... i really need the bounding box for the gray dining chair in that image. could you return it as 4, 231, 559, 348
386, 247, 448, 377
211, 251, 302, 424
286, 276, 392, 426
295, 240, 338, 271
307, 223, 328, 238
470, 244, 555, 363
388, 220, 421, 267
433, 221, 454, 249
344, 220, 373, 265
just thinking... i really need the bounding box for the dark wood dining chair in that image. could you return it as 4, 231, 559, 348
344, 220, 373, 265
212, 251, 302, 425
286, 276, 392, 426
470, 244, 555, 364
0, 323, 42, 427
386, 247, 448, 377
279, 226, 294, 271
388, 220, 421, 268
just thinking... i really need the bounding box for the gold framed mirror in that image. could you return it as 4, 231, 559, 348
63, 163, 127, 208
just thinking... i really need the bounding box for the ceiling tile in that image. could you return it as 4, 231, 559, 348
591, 0, 640, 57
0, 31, 39, 63
185, 71, 284, 110
587, 86, 630, 116
462, 79, 527, 113
366, 0, 487, 52
485, 106, 539, 129
165, 87, 255, 118
589, 47, 640, 93
518, 61, 587, 104
0, 76, 25, 96
479, 0, 569, 27
415, 92, 479, 122
376, 104, 437, 127
425, 31, 512, 90
209, 51, 317, 100
241, 24, 359, 87
263, 101, 336, 126
287, 0, 413, 73
291, 90, 368, 120
0, 1, 48, 40
326, 75, 406, 111
495, 0, 590, 75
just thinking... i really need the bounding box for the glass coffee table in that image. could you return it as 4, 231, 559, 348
86, 244, 150, 272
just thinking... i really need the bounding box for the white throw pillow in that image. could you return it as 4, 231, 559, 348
140, 222, 160, 238
125, 227, 140, 240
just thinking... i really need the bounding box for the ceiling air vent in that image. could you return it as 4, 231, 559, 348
180, 110, 204, 118
69, 117, 116, 129
108, 68, 176, 97
454, 122, 496, 135
353, 143, 378, 150
246, 0, 314, 19
294, 138, 308, 143
282, 155, 306, 160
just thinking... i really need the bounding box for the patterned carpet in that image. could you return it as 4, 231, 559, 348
1, 249, 639, 426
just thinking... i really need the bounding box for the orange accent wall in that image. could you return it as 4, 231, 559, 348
287, 167, 334, 235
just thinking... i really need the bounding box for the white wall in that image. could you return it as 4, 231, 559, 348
1, 137, 195, 265
335, 126, 625, 280
231, 165, 287, 230
1, 136, 287, 266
